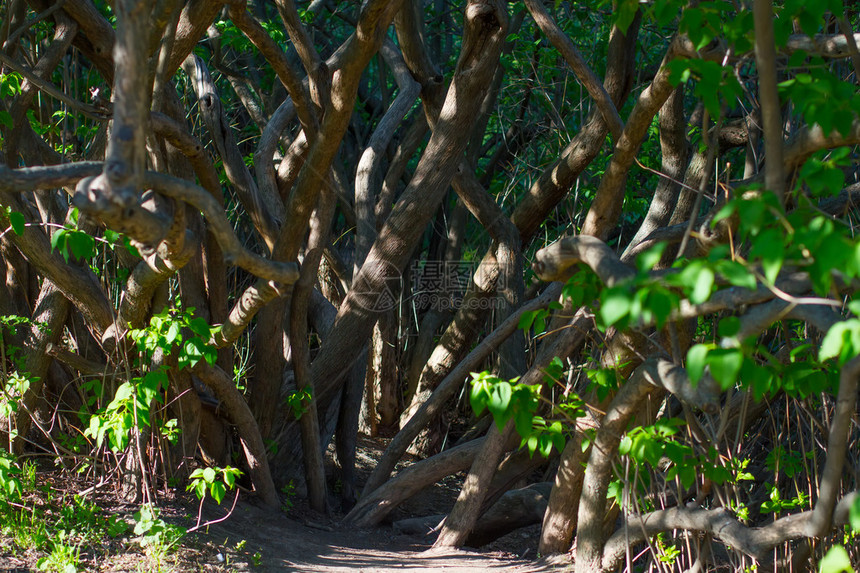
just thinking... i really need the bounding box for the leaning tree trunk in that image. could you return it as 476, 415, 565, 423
279, 0, 510, 481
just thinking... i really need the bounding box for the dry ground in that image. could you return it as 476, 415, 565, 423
0, 435, 569, 572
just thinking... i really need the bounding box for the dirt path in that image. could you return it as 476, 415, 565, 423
189, 500, 568, 572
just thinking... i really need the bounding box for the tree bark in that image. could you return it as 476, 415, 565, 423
433, 422, 515, 549
193, 362, 279, 508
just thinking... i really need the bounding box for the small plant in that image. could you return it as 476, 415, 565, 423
132, 504, 186, 561
281, 480, 297, 512
819, 545, 853, 573
655, 533, 682, 565
187, 466, 242, 504
285, 387, 313, 420
128, 304, 220, 370
0, 449, 22, 499
759, 485, 809, 515
85, 304, 219, 456
35, 532, 79, 573
468, 371, 577, 458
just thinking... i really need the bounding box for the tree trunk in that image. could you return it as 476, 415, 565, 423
433, 422, 516, 549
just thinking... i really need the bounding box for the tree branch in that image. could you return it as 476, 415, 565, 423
192, 362, 279, 508
754, 0, 785, 203
523, 0, 624, 141
141, 172, 298, 285
533, 235, 636, 286
602, 492, 859, 570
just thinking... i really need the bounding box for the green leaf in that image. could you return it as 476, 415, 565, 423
8, 211, 24, 235
180, 338, 206, 369
691, 266, 714, 305
743, 360, 774, 401
188, 317, 211, 338
636, 242, 667, 273
67, 231, 95, 260
718, 316, 741, 338
711, 201, 737, 226
715, 260, 757, 290
518, 310, 537, 332
749, 228, 784, 284
820, 322, 850, 362
849, 495, 860, 532
678, 463, 697, 489
652, 0, 681, 25
614, 0, 639, 33
647, 288, 678, 328
514, 408, 533, 440
469, 373, 495, 416
202, 467, 216, 483
539, 435, 553, 458
818, 545, 852, 573
165, 321, 182, 346
223, 469, 239, 488
707, 348, 744, 389
543, 356, 564, 385
113, 382, 134, 403
524, 433, 538, 456
50, 228, 69, 262
686, 344, 709, 385
487, 382, 512, 428
600, 287, 632, 328
210, 481, 226, 504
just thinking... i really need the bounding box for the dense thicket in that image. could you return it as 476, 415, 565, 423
2, 0, 860, 570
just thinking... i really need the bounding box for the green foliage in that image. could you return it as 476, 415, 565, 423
0, 450, 22, 500
818, 545, 854, 573
50, 208, 96, 263
798, 149, 852, 198
820, 316, 860, 366
0, 371, 32, 425
36, 532, 80, 573
561, 268, 602, 310
0, 73, 21, 141
655, 534, 682, 565
0, 471, 130, 572
281, 480, 297, 513
775, 0, 843, 46
781, 68, 860, 138
618, 420, 753, 490
86, 305, 219, 452
765, 446, 804, 478
669, 59, 744, 119
128, 305, 220, 370
585, 367, 619, 402
469, 371, 579, 457
4, 2, 860, 570
285, 387, 313, 420
759, 484, 809, 515
84, 370, 167, 451
132, 504, 185, 556
187, 466, 242, 505
0, 205, 25, 236
519, 307, 551, 335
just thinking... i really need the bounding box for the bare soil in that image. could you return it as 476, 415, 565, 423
1, 435, 569, 572
186, 499, 564, 572
179, 434, 567, 572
